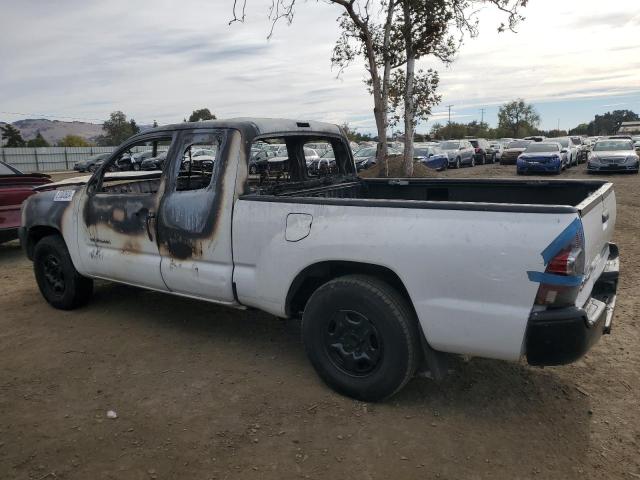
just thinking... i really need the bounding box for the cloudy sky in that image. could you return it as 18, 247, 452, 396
1, 0, 639, 134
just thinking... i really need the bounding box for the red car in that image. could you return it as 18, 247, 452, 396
0, 162, 52, 243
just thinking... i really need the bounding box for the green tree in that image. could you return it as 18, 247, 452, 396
99, 111, 140, 146
188, 108, 216, 122
26, 131, 50, 147
57, 134, 90, 147
588, 110, 638, 136
340, 122, 374, 142
498, 99, 540, 137
1, 124, 26, 147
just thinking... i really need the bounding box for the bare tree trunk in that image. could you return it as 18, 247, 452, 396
379, 0, 396, 178
402, 0, 415, 177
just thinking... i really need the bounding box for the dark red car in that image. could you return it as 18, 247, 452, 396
0, 162, 52, 243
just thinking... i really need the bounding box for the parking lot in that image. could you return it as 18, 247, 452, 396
1, 162, 639, 480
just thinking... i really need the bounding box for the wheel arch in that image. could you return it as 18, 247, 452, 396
24, 225, 62, 260
285, 260, 415, 319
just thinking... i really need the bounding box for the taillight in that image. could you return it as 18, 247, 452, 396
528, 223, 585, 307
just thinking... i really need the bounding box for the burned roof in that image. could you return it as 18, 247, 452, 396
139, 117, 343, 140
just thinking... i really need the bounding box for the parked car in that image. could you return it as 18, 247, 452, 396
547, 137, 575, 168
353, 147, 379, 171
490, 142, 505, 161
0, 162, 51, 243
182, 148, 217, 171
500, 140, 532, 165
73, 153, 111, 173
308, 149, 337, 175
19, 118, 619, 402
468, 138, 494, 164
516, 142, 564, 175
129, 150, 156, 171
249, 149, 274, 174
587, 139, 639, 174
524, 136, 545, 142
439, 140, 476, 168
141, 152, 168, 171
304, 148, 321, 166
413, 145, 448, 170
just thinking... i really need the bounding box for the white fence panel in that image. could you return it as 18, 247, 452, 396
0, 146, 116, 172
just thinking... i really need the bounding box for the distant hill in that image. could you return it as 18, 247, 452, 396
7, 119, 104, 145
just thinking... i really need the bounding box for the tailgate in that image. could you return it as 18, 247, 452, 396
575, 183, 616, 308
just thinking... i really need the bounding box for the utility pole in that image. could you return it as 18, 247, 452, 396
480, 108, 485, 126
447, 105, 453, 125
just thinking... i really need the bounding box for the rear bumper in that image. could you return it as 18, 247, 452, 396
526, 243, 619, 366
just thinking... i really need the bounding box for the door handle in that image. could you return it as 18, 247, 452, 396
145, 212, 157, 241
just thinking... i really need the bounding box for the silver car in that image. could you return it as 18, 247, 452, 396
587, 139, 639, 174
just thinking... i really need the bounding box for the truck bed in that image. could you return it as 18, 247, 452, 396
260, 178, 610, 213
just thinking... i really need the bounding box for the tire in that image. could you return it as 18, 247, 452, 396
133, 163, 140, 171
249, 165, 257, 174
33, 235, 93, 310
302, 274, 421, 402
88, 164, 97, 173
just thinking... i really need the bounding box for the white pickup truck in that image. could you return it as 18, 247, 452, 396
20, 119, 619, 401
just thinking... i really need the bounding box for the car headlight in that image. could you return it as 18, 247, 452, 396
627, 156, 639, 162
589, 155, 599, 163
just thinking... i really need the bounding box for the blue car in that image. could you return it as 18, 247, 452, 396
414, 145, 448, 171
516, 142, 563, 175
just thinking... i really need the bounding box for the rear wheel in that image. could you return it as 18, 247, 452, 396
33, 235, 93, 310
302, 275, 420, 402
133, 163, 141, 171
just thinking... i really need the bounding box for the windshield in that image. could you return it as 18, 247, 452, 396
507, 140, 530, 149
355, 147, 376, 157
593, 141, 633, 151
0, 162, 19, 175
524, 143, 560, 153
570, 138, 582, 145
548, 138, 569, 147
440, 141, 460, 150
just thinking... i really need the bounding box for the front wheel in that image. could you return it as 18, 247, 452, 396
302, 275, 421, 402
33, 235, 93, 310
133, 163, 141, 171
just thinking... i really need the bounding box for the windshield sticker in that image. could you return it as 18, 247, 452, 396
53, 190, 75, 202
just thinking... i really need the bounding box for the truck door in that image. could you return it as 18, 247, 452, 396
78, 133, 177, 290
156, 128, 239, 303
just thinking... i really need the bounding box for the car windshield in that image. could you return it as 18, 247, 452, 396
593, 141, 633, 151
571, 138, 582, 145
322, 150, 335, 159
440, 141, 460, 150
525, 143, 559, 153
355, 147, 376, 157
507, 140, 530, 148
469, 140, 479, 148
549, 138, 569, 147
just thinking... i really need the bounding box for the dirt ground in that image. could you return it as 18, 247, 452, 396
1, 163, 639, 480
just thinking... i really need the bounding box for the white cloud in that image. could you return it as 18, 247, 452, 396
0, 0, 639, 132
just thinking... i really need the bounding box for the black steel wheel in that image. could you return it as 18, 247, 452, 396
33, 235, 93, 310
302, 274, 420, 401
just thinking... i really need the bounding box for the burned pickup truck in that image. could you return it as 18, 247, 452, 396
20, 119, 619, 401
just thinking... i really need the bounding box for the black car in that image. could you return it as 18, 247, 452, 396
468, 138, 493, 164
140, 152, 168, 171
73, 153, 111, 172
